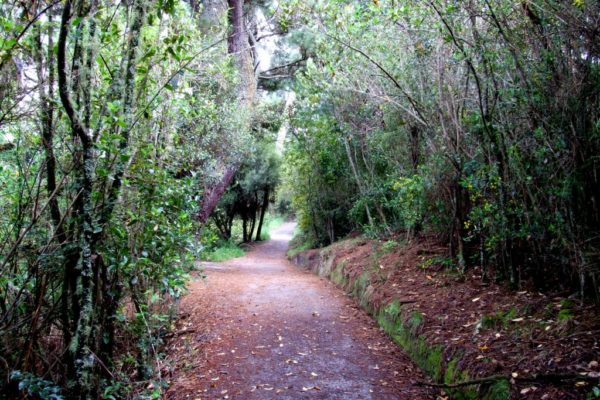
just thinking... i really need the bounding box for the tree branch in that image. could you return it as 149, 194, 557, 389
323, 32, 428, 127
57, 0, 91, 146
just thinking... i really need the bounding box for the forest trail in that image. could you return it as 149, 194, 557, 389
165, 222, 434, 399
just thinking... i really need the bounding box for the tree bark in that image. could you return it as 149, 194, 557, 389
255, 186, 269, 241
197, 164, 238, 224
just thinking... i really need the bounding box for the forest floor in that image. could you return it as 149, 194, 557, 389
164, 222, 437, 399
291, 235, 600, 399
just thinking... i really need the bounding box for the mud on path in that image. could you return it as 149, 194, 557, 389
165, 223, 435, 399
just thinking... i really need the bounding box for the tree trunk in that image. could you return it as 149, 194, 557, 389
197, 165, 238, 224
242, 212, 248, 243
58, 1, 97, 395
343, 137, 374, 227
255, 186, 269, 241
248, 193, 258, 240
197, 0, 256, 224
227, 0, 256, 107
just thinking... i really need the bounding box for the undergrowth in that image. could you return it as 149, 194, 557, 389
287, 229, 316, 258
203, 240, 245, 262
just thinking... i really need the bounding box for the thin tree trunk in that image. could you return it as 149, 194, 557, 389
343, 137, 374, 226
58, 0, 98, 395
97, 0, 146, 231
249, 193, 258, 240
255, 186, 269, 241
242, 212, 248, 243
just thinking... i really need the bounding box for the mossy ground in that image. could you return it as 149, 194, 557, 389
378, 300, 508, 400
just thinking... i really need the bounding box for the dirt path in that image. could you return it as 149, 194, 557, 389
165, 223, 435, 399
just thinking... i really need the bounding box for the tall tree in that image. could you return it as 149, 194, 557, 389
197, 0, 257, 223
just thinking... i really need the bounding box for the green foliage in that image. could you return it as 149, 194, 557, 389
280, 0, 600, 298
557, 300, 574, 322
10, 371, 63, 400
420, 256, 456, 270
389, 175, 426, 230
480, 308, 518, 330
0, 0, 249, 395
380, 240, 399, 254
212, 140, 282, 243
283, 103, 355, 245
287, 229, 317, 259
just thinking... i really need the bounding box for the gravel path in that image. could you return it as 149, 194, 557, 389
165, 222, 434, 399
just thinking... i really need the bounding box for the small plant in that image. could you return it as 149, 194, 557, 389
10, 371, 63, 400
480, 308, 518, 330
381, 239, 400, 253
420, 255, 456, 270
557, 299, 574, 321
408, 310, 425, 333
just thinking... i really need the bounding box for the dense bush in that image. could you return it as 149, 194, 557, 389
281, 0, 600, 296
0, 0, 251, 396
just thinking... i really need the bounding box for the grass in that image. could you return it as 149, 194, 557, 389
201, 214, 287, 261
203, 240, 245, 262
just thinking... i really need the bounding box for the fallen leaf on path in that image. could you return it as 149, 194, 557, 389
302, 386, 321, 391
520, 387, 536, 394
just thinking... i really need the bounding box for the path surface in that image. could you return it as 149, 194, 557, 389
165, 223, 434, 399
